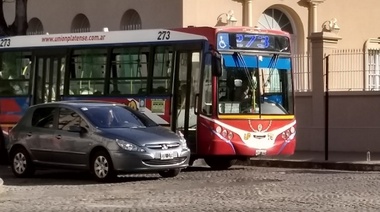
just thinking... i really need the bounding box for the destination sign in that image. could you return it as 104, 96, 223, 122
217, 32, 290, 52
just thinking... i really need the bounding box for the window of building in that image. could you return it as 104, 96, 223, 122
71, 13, 90, 33
27, 18, 44, 35
366, 49, 380, 91
120, 9, 142, 30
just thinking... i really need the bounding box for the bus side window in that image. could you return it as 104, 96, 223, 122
151, 46, 172, 95
0, 52, 31, 96
68, 49, 106, 95
110, 47, 149, 95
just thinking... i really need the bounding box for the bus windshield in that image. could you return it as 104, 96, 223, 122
217, 53, 293, 115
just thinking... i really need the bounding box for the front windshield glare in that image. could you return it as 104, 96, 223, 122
218, 54, 293, 115
81, 105, 158, 128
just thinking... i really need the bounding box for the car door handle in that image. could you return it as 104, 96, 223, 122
27, 132, 32, 137
56, 135, 62, 139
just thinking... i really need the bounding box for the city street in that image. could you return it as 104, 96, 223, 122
1, 164, 380, 211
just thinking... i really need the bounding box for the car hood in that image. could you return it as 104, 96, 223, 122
100, 126, 180, 145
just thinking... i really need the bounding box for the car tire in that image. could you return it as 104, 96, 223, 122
91, 150, 116, 182
10, 147, 35, 178
158, 168, 181, 178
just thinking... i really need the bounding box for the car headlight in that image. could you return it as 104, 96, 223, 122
115, 139, 145, 152
176, 130, 187, 148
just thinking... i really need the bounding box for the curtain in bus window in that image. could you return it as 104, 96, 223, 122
0, 52, 31, 96
69, 49, 106, 95
110, 47, 149, 95
151, 46, 173, 94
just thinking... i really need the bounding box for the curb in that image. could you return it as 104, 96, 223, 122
236, 159, 380, 171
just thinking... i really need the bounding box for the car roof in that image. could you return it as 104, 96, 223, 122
30, 100, 126, 109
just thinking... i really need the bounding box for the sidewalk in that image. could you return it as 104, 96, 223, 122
237, 151, 380, 171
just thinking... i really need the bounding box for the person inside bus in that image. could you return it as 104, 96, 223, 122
233, 79, 250, 101
0, 80, 14, 95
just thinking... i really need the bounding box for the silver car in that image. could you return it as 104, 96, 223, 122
7, 101, 190, 181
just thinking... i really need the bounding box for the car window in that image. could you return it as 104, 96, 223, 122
58, 107, 89, 131
31, 107, 56, 129
80, 105, 158, 128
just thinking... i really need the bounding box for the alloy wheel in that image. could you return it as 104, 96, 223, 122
94, 156, 109, 179
13, 152, 27, 174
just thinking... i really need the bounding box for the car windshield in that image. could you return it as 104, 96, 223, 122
80, 105, 158, 128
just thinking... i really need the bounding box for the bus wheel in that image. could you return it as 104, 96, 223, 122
204, 157, 236, 170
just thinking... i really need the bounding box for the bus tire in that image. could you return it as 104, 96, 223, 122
204, 157, 236, 170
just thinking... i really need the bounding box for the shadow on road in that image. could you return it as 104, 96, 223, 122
183, 166, 246, 172
0, 165, 160, 186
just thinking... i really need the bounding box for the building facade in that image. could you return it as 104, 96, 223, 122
4, 0, 380, 153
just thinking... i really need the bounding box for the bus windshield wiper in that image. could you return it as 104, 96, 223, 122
232, 52, 255, 92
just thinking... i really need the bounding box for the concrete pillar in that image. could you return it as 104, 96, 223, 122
308, 32, 341, 149
245, 0, 253, 27
306, 0, 325, 33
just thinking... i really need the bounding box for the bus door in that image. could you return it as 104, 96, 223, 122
32, 52, 66, 104
171, 51, 199, 152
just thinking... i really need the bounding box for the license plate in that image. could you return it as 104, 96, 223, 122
256, 150, 267, 156
160, 152, 175, 160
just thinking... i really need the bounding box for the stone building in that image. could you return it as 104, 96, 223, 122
4, 0, 380, 153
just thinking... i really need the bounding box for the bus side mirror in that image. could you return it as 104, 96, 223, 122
212, 53, 222, 77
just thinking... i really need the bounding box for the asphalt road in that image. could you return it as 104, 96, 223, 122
0, 164, 380, 212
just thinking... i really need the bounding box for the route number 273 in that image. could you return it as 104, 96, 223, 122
0, 38, 11, 47
157, 31, 170, 40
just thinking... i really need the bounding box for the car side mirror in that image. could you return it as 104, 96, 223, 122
68, 125, 82, 133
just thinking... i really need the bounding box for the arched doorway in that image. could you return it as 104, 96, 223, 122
120, 9, 142, 30
71, 14, 90, 33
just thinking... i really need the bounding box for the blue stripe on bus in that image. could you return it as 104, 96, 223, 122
223, 54, 291, 69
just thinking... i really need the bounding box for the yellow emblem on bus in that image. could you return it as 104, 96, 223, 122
244, 133, 251, 140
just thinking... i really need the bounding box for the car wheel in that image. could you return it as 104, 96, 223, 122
11, 148, 35, 178
91, 150, 116, 182
158, 168, 181, 178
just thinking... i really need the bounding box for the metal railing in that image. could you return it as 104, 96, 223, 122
292, 49, 380, 92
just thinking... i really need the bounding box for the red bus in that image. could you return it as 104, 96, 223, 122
0, 26, 296, 169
